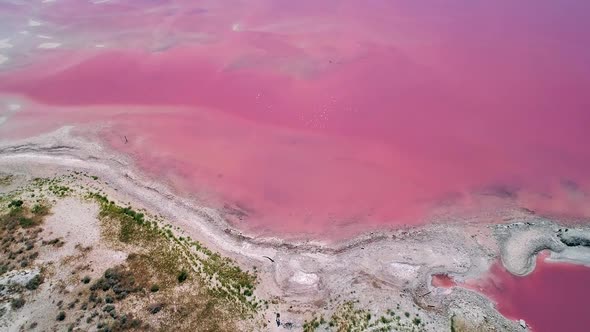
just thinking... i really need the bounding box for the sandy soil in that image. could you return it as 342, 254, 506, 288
1, 127, 589, 331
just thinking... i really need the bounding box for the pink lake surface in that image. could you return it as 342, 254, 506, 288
1, 1, 590, 237
469, 255, 590, 332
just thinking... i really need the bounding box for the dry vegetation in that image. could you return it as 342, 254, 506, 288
0, 198, 50, 327
1, 174, 264, 331
74, 192, 262, 331
0, 199, 50, 277
303, 302, 426, 332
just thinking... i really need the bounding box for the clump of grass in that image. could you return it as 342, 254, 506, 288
0, 174, 13, 186
31, 204, 49, 216
112, 314, 143, 330
327, 302, 373, 331
48, 185, 71, 197
303, 316, 327, 332
18, 217, 36, 228
1, 200, 48, 231
90, 266, 139, 299
43, 238, 64, 247
11, 297, 26, 310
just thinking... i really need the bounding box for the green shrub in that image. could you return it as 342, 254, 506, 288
11, 297, 25, 309
26, 274, 43, 290
8, 200, 23, 208
177, 270, 188, 283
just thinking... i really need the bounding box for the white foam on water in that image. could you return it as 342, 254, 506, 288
37, 34, 53, 39
38, 42, 61, 49
0, 39, 13, 49
28, 19, 42, 27
7, 104, 22, 112
0, 54, 8, 65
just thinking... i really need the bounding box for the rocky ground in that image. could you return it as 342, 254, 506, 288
1, 128, 590, 332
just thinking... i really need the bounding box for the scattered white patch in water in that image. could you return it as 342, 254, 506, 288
92, 0, 111, 4
0, 39, 13, 49
232, 23, 242, 32
19, 30, 30, 35
37, 34, 53, 39
28, 19, 42, 27
42, 0, 57, 3
7, 104, 22, 112
95, 44, 106, 48
0, 54, 8, 64
38, 42, 61, 49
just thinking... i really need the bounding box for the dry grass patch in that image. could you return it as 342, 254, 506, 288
88, 192, 260, 331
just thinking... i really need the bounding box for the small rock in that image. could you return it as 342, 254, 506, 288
148, 303, 163, 314
519, 319, 527, 328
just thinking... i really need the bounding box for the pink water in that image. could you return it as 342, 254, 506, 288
469, 255, 590, 332
431, 274, 456, 288
1, 1, 590, 237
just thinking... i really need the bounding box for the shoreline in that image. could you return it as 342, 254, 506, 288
0, 126, 560, 252
2, 126, 590, 330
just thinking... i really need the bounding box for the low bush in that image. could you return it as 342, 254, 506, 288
25, 274, 43, 290
177, 270, 188, 283
11, 297, 25, 309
